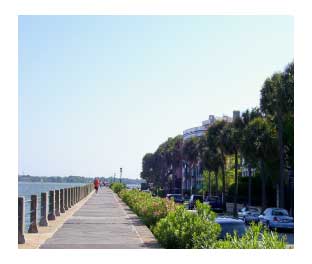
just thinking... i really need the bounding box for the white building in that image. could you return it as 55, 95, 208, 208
182, 113, 236, 141
182, 126, 206, 140
181, 111, 240, 193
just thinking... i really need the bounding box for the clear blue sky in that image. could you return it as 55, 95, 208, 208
18, 15, 293, 179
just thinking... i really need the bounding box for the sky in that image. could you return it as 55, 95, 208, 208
18, 15, 293, 179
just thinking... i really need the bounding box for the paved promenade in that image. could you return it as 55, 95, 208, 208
40, 187, 160, 249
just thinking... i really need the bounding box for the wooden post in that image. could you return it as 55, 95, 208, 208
28, 195, 38, 233
60, 189, 65, 213
48, 190, 56, 220
18, 197, 25, 244
55, 190, 60, 216
39, 192, 48, 226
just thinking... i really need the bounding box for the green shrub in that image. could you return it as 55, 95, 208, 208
118, 190, 287, 249
212, 222, 286, 249
110, 182, 126, 194
119, 189, 176, 227
152, 201, 221, 249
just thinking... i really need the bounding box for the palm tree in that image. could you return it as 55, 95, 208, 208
206, 121, 228, 208
260, 62, 294, 208
243, 117, 278, 211
223, 118, 244, 217
182, 137, 199, 195
241, 107, 262, 205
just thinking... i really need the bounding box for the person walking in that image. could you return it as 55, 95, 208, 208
94, 177, 100, 194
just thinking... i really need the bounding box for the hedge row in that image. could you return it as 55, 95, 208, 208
110, 182, 126, 194
119, 189, 176, 227
112, 188, 286, 249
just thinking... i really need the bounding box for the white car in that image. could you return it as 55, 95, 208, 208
259, 208, 294, 231
238, 207, 261, 224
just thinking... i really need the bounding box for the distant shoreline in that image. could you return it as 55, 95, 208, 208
18, 175, 144, 185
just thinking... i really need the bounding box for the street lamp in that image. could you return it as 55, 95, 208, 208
120, 167, 122, 183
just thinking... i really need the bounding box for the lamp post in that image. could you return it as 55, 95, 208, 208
120, 167, 122, 183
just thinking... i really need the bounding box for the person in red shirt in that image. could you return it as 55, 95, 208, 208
94, 178, 100, 194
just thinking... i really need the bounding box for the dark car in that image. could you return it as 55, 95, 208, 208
203, 196, 223, 213
166, 194, 184, 204
188, 194, 204, 210
215, 217, 247, 239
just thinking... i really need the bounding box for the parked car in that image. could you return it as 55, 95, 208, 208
215, 217, 247, 239
238, 206, 261, 224
259, 208, 294, 231
188, 194, 204, 210
166, 194, 184, 204
203, 196, 223, 213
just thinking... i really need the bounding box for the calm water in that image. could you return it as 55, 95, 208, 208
126, 183, 140, 189
18, 182, 86, 198
19, 182, 88, 232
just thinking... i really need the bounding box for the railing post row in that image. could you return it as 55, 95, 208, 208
18, 183, 96, 245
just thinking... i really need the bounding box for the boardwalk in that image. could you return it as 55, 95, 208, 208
40, 187, 160, 249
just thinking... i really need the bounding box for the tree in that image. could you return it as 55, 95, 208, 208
223, 118, 244, 216
243, 117, 278, 211
260, 62, 294, 208
200, 140, 222, 197
182, 137, 200, 195
206, 121, 228, 207
141, 153, 156, 186
241, 107, 262, 205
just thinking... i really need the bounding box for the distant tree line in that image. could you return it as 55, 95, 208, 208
18, 175, 145, 185
18, 175, 94, 183
141, 62, 294, 216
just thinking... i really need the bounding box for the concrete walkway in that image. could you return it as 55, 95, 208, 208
40, 187, 160, 249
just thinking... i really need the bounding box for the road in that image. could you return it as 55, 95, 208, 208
278, 231, 294, 245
